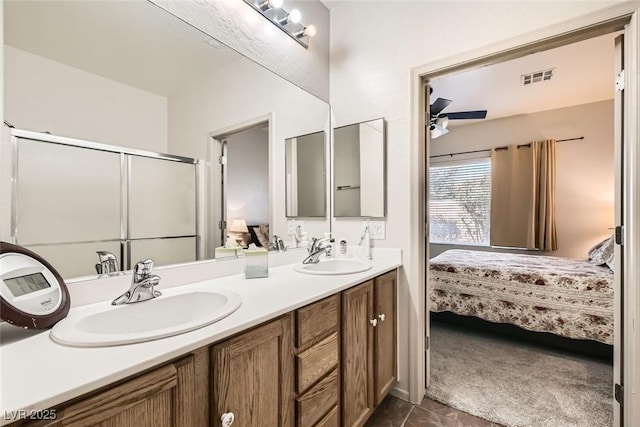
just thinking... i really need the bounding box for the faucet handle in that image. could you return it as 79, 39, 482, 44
309, 237, 318, 253
96, 250, 118, 274
134, 259, 154, 278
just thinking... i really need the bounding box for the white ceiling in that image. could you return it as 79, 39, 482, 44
430, 31, 618, 126
4, 0, 241, 97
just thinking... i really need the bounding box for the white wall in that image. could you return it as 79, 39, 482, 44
225, 126, 269, 225
4, 46, 168, 152
151, 0, 330, 102
430, 100, 615, 260
329, 0, 621, 397
167, 53, 331, 241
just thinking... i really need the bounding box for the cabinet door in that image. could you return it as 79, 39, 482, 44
38, 356, 195, 427
374, 271, 397, 405
212, 315, 294, 427
341, 280, 374, 427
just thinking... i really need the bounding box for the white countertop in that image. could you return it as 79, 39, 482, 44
0, 249, 401, 425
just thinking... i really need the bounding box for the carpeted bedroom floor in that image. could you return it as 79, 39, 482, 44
427, 321, 613, 427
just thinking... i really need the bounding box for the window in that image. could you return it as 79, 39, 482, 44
429, 158, 491, 245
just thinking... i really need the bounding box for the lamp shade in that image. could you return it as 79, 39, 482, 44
230, 219, 249, 233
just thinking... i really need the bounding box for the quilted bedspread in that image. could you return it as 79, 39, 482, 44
429, 249, 614, 344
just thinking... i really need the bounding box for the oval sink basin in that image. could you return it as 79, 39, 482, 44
50, 289, 242, 347
294, 258, 372, 275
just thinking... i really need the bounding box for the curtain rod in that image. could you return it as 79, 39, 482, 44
429, 136, 584, 159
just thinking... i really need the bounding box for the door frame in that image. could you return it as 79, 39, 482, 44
207, 113, 273, 257
409, 3, 640, 425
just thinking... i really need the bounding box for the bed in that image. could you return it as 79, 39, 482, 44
429, 249, 614, 345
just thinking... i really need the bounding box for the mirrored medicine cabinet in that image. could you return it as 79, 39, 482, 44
285, 131, 327, 218
333, 118, 386, 218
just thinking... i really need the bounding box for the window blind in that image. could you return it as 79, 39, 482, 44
429, 158, 491, 245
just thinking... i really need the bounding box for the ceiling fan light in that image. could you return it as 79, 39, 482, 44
436, 116, 449, 129
430, 124, 449, 139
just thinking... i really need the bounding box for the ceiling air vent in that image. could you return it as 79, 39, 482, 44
522, 69, 554, 86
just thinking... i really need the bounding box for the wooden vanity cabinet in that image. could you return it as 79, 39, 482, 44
10, 269, 397, 427
17, 355, 198, 427
210, 314, 294, 427
373, 271, 397, 405
341, 270, 397, 427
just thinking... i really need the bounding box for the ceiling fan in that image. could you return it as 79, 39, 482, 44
428, 94, 488, 139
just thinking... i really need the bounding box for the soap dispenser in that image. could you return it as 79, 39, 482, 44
359, 220, 372, 260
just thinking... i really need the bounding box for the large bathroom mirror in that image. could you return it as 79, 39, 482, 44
285, 131, 327, 218
2, 0, 331, 280
333, 118, 386, 217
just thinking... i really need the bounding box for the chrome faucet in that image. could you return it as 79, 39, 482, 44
112, 259, 162, 305
303, 238, 332, 264
95, 250, 119, 275
272, 235, 286, 252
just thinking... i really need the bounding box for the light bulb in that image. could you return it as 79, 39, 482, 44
289, 9, 301, 24
304, 24, 317, 37
270, 0, 283, 8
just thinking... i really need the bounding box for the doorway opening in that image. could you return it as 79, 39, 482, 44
208, 116, 272, 258
410, 5, 639, 427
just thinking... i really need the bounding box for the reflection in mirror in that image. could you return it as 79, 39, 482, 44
2, 1, 330, 281
215, 122, 270, 250
285, 131, 327, 218
333, 118, 385, 217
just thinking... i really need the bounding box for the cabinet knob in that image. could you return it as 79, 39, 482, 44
221, 412, 235, 427
370, 318, 378, 327
378, 313, 386, 322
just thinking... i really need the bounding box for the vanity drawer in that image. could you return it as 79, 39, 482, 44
296, 332, 338, 393
296, 368, 338, 426
296, 294, 339, 351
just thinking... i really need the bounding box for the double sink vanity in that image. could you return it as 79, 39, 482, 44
1, 249, 401, 427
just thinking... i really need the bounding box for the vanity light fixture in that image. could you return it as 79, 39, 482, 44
258, 0, 283, 11
243, 0, 316, 48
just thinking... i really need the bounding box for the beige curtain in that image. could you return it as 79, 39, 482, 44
490, 139, 557, 250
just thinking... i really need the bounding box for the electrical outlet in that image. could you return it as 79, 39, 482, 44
287, 220, 304, 235
362, 220, 386, 240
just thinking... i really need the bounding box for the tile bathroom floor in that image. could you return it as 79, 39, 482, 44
365, 394, 505, 427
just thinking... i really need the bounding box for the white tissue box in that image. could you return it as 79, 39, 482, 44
244, 249, 268, 279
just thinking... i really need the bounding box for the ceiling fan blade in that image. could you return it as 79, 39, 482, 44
444, 110, 488, 120
430, 98, 452, 117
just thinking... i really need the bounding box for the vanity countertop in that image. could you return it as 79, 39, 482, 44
0, 249, 401, 425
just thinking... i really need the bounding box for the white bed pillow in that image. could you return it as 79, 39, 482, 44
588, 235, 614, 270
252, 225, 270, 248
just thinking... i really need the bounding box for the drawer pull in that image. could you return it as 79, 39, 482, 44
378, 313, 386, 322
370, 318, 378, 327
221, 412, 235, 427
